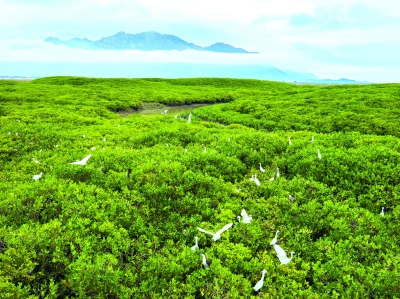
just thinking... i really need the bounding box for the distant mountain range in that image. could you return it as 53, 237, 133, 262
44, 31, 257, 53
0, 61, 368, 84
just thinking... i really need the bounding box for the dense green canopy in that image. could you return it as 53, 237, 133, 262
1, 77, 400, 298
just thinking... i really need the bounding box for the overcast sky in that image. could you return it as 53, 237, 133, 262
1, 0, 400, 82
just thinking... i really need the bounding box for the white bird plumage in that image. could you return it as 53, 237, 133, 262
273, 244, 294, 265
250, 174, 260, 186
32, 172, 43, 181
69, 154, 91, 165
288, 137, 292, 145
187, 113, 192, 123
380, 207, 385, 217
31, 158, 40, 164
203, 146, 206, 153
161, 110, 168, 114
200, 253, 209, 267
253, 269, 267, 292
276, 167, 280, 177
288, 194, 296, 203
191, 237, 199, 251
269, 173, 275, 182
259, 163, 265, 173
270, 230, 279, 245
317, 149, 322, 159
197, 223, 233, 241
240, 209, 253, 224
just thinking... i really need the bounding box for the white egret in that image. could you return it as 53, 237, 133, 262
197, 223, 233, 241
191, 237, 199, 251
240, 209, 253, 224
276, 167, 280, 177
32, 172, 43, 181
253, 270, 267, 292
259, 163, 265, 173
200, 253, 209, 267
270, 230, 279, 245
317, 149, 322, 159
269, 173, 275, 182
203, 146, 206, 153
288, 137, 292, 145
30, 158, 40, 164
187, 113, 192, 123
311, 136, 314, 142
380, 207, 385, 217
273, 244, 294, 265
250, 174, 260, 186
161, 110, 168, 114
69, 154, 91, 165
288, 194, 296, 203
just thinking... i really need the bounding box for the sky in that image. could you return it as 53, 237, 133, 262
1, 0, 400, 82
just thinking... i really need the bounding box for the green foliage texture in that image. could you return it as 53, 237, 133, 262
1, 77, 400, 298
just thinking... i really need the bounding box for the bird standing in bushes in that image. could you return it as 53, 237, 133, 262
270, 230, 279, 245
269, 173, 275, 182
197, 223, 233, 241
69, 154, 91, 165
250, 174, 261, 186
30, 158, 40, 164
191, 237, 199, 251
253, 270, 267, 292
187, 113, 192, 123
273, 244, 295, 265
380, 207, 385, 217
288, 194, 296, 203
200, 253, 209, 267
259, 163, 265, 172
32, 172, 43, 181
288, 137, 292, 145
161, 109, 168, 114
237, 209, 253, 224
318, 149, 322, 159
276, 167, 280, 177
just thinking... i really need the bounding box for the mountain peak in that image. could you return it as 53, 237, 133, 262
44, 31, 257, 53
